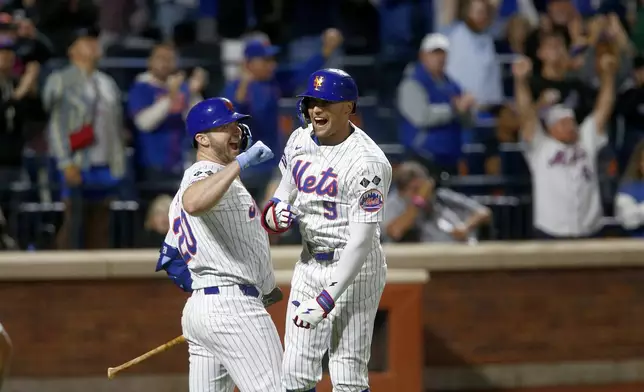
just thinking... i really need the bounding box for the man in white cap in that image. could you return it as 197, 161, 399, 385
397, 32, 476, 177
512, 54, 617, 239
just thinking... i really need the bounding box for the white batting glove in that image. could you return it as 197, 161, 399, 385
261, 198, 298, 234
292, 290, 335, 329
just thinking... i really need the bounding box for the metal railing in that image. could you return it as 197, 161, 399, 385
0, 175, 624, 251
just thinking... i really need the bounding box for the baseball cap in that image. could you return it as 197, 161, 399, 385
420, 33, 449, 52
244, 39, 280, 60
544, 104, 575, 128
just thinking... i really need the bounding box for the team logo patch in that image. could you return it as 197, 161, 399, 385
248, 205, 257, 219
359, 189, 384, 212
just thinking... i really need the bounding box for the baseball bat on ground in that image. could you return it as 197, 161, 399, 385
106, 287, 283, 379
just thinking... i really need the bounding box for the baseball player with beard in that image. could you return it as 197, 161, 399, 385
164, 97, 283, 392
261, 68, 392, 392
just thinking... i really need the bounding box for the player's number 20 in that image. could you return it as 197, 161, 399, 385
322, 201, 337, 220
173, 210, 198, 261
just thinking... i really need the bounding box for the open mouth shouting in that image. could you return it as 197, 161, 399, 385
313, 116, 329, 128
228, 140, 240, 151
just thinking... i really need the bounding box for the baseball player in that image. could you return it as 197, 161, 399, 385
261, 69, 392, 391
167, 97, 282, 392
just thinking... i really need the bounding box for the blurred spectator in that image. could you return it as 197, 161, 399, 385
579, 14, 632, 91
217, 0, 280, 82
512, 54, 616, 239
34, 0, 99, 56
0, 207, 17, 250
444, 0, 503, 107
222, 31, 343, 202
0, 321, 11, 389
529, 32, 595, 122
43, 29, 126, 249
0, 34, 43, 209
0, 11, 54, 68
127, 44, 205, 185
397, 33, 475, 177
631, 0, 644, 52
138, 193, 172, 247
383, 161, 491, 243
485, 103, 522, 175
437, 0, 538, 39
616, 55, 644, 170
97, 0, 149, 50
155, 0, 197, 42
525, 0, 579, 73
282, 0, 343, 69
614, 139, 644, 237
503, 14, 533, 55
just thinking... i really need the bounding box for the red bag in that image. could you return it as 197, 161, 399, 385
69, 124, 95, 152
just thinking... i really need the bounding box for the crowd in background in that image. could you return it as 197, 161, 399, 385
0, 0, 643, 250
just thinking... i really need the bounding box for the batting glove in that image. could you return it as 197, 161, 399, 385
235, 141, 274, 170
261, 198, 298, 234
292, 290, 335, 329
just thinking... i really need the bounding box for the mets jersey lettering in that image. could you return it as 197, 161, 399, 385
280, 124, 392, 250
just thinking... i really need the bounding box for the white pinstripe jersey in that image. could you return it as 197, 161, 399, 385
168, 160, 275, 292
279, 123, 392, 252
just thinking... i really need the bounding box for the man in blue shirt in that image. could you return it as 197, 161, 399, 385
127, 43, 206, 185
222, 29, 343, 201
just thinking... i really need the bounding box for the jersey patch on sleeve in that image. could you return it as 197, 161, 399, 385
193, 170, 214, 177
359, 189, 384, 212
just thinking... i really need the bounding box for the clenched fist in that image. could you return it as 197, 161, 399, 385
512, 56, 532, 79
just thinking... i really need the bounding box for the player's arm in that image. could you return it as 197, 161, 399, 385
182, 162, 243, 215
322, 161, 392, 302
592, 54, 617, 135
184, 141, 273, 215
293, 161, 391, 329
155, 230, 192, 292
512, 56, 540, 143
261, 133, 298, 234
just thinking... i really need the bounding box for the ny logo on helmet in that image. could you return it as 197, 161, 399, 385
313, 76, 324, 91
222, 98, 234, 111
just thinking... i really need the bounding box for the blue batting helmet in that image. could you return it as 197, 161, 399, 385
296, 68, 358, 126
185, 97, 252, 150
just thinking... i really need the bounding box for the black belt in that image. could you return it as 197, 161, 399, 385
203, 284, 260, 298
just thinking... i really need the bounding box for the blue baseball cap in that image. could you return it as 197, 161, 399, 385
244, 39, 280, 60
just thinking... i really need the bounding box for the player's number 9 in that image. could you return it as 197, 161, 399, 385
322, 201, 337, 220
173, 210, 198, 261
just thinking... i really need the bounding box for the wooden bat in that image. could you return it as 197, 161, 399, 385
107, 287, 283, 379
107, 335, 185, 379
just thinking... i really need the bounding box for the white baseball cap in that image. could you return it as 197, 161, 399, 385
420, 33, 450, 52
544, 104, 575, 128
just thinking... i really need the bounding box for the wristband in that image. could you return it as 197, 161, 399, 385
316, 290, 335, 315
411, 195, 426, 209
